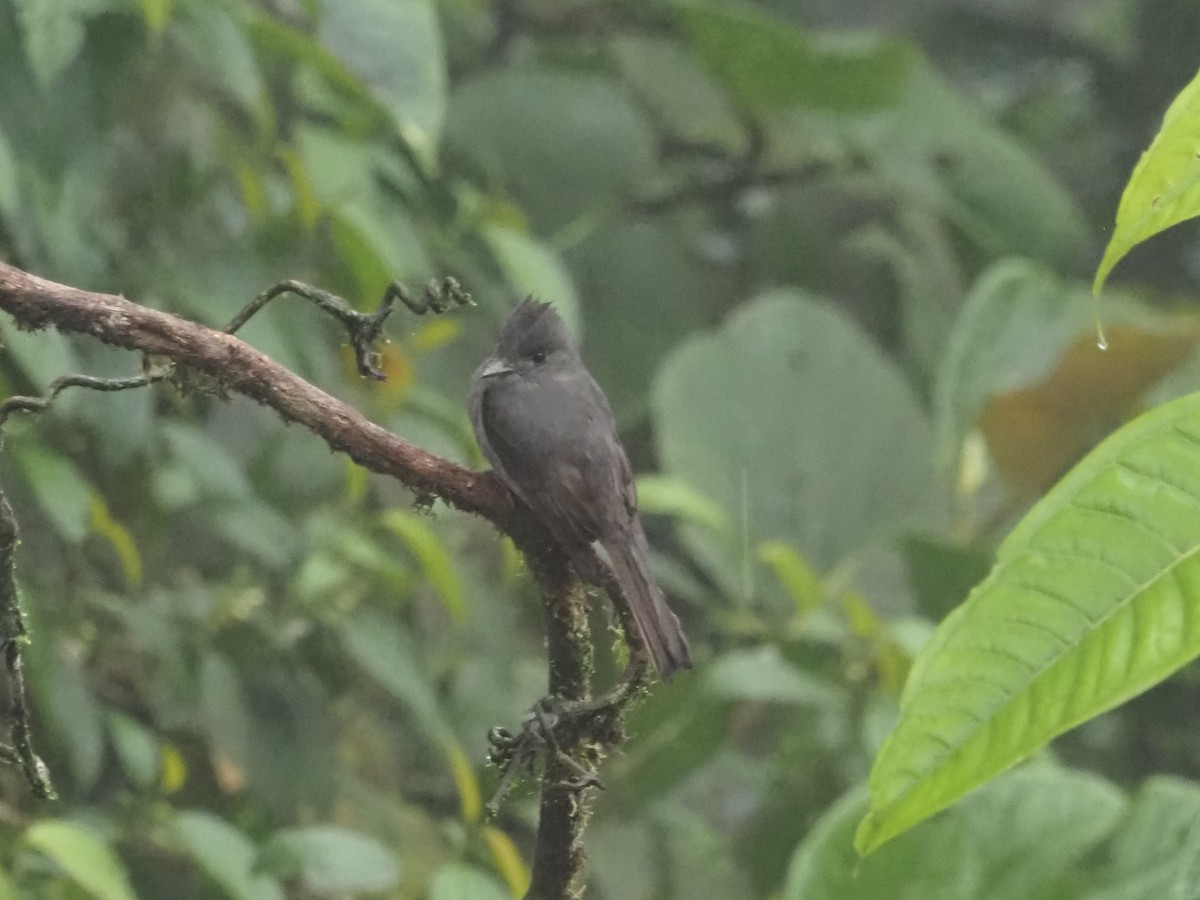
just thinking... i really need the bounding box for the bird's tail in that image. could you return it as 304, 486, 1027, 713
605, 525, 692, 680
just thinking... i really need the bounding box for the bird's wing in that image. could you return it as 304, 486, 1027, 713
472, 377, 596, 543
581, 376, 638, 522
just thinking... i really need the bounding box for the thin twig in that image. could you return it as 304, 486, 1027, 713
0, 373, 157, 431
224, 278, 471, 380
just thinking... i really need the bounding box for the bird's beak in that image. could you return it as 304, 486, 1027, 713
478, 358, 514, 379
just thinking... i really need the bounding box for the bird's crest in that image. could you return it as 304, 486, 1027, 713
496, 297, 573, 358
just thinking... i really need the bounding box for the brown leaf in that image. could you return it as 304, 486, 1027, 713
980, 323, 1200, 496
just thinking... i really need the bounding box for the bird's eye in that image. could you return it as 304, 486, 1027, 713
530, 350, 547, 365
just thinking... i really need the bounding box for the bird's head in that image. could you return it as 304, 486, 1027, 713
477, 298, 579, 381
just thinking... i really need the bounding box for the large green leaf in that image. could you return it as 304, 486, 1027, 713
12, 446, 91, 543
12, 0, 112, 86
788, 767, 1123, 899
854, 61, 1089, 269
174, 0, 266, 117
24, 819, 136, 900
445, 71, 655, 233
567, 219, 723, 422
238, 664, 337, 815
706, 646, 841, 707
428, 864, 510, 900
318, 0, 445, 166
198, 652, 252, 784
36, 642, 105, 789
483, 225, 581, 336
106, 711, 161, 790
653, 290, 938, 596
258, 827, 401, 894
857, 390, 1200, 854
340, 610, 466, 775
1095, 66, 1200, 293
672, 0, 913, 113
174, 811, 284, 900
1088, 777, 1200, 899
380, 509, 465, 621
609, 36, 743, 150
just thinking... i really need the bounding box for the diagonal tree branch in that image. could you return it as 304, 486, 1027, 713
0, 263, 511, 524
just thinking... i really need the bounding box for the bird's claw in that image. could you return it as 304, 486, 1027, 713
485, 694, 604, 816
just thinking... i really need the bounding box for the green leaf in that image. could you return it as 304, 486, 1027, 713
855, 62, 1089, 269
1090, 777, 1200, 899
13, 446, 91, 543
857, 391, 1200, 855
428, 864, 510, 900
336, 197, 432, 291
175, 0, 266, 117
758, 541, 823, 614
136, 0, 169, 34
789, 766, 1123, 898
0, 322, 79, 393
27, 627, 104, 789
213, 503, 301, 570
933, 260, 1090, 461
341, 617, 482, 821
635, 475, 729, 532
174, 811, 284, 900
291, 124, 368, 205
162, 423, 251, 500
1095, 66, 1200, 293
707, 646, 840, 707
25, 819, 136, 900
483, 225, 582, 337
106, 712, 161, 789
446, 71, 655, 232
340, 611, 455, 750
653, 290, 938, 598
380, 509, 465, 621
610, 680, 731, 807
610, 36, 743, 150
247, 13, 371, 103
567, 220, 724, 421
672, 0, 913, 113
259, 827, 401, 894
198, 652, 252, 782
900, 535, 992, 622
318, 0, 445, 166
12, 0, 111, 86
238, 665, 337, 815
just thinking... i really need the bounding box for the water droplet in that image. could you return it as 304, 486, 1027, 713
1092, 300, 1108, 350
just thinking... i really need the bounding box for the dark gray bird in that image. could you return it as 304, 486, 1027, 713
469, 300, 692, 679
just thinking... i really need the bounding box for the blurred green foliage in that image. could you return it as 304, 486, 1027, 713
1, 0, 1200, 897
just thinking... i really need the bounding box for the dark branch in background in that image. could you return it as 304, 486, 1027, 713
630, 118, 840, 215
486, 0, 673, 58
630, 162, 831, 215
0, 263, 651, 899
